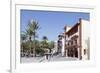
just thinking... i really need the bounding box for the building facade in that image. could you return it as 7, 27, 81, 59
58, 18, 90, 60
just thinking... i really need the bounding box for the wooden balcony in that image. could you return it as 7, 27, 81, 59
65, 44, 80, 49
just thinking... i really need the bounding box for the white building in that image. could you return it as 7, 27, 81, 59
59, 18, 90, 60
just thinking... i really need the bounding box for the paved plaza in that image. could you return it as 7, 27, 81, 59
21, 54, 78, 63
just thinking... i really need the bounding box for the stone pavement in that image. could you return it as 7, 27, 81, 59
20, 56, 45, 63
21, 54, 78, 63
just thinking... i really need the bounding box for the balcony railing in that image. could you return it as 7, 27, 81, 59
65, 44, 80, 49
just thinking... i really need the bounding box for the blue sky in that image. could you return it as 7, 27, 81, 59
20, 10, 89, 41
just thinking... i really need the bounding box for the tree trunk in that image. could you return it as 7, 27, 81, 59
29, 36, 32, 57
33, 35, 36, 57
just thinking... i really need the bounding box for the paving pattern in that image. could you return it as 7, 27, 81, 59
21, 54, 78, 63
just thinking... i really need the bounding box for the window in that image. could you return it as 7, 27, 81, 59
71, 41, 73, 45
75, 40, 77, 45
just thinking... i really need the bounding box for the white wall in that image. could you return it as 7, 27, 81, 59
66, 26, 72, 32
61, 38, 65, 56
54, 41, 58, 53
81, 19, 90, 60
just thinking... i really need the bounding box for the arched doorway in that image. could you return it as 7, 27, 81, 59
75, 48, 78, 58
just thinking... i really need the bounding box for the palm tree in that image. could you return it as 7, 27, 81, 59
48, 41, 55, 53
41, 36, 49, 54
42, 36, 48, 48
42, 36, 48, 42
21, 33, 27, 57
26, 19, 39, 56
21, 32, 27, 42
49, 41, 55, 49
